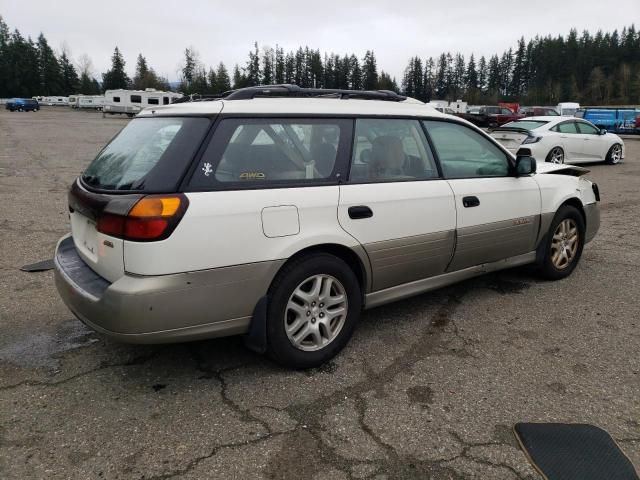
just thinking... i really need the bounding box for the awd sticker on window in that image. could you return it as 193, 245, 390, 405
239, 172, 266, 180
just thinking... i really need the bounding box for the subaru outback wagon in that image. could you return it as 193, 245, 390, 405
54, 85, 600, 368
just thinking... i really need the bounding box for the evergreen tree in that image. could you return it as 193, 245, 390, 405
246, 41, 261, 86
349, 54, 362, 90
179, 47, 198, 93
275, 46, 285, 84
215, 62, 231, 92
232, 64, 247, 89
102, 47, 129, 90
434, 53, 448, 99
362, 50, 378, 90
207, 67, 217, 93
378, 71, 399, 92
37, 33, 63, 95
59, 51, 79, 94
261, 47, 274, 85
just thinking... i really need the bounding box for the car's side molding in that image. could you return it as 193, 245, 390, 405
364, 251, 537, 309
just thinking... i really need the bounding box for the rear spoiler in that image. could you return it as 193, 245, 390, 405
489, 126, 533, 135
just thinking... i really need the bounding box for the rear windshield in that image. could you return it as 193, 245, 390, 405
501, 120, 548, 130
82, 117, 210, 192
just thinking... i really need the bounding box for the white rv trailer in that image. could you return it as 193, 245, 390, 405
76, 95, 105, 110
427, 100, 449, 109
449, 99, 468, 114
557, 102, 580, 117
103, 89, 182, 117
33, 96, 69, 106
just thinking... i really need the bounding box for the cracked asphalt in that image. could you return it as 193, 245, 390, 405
1, 108, 639, 479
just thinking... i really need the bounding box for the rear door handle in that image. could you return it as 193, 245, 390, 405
348, 206, 373, 219
462, 196, 480, 208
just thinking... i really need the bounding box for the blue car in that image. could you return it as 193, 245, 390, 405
575, 107, 640, 134
5, 98, 40, 112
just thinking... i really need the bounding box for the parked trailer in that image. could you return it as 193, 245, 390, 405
449, 99, 468, 114
33, 96, 69, 106
103, 89, 182, 117
77, 95, 105, 110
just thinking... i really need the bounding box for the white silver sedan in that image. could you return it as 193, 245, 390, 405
490, 116, 625, 165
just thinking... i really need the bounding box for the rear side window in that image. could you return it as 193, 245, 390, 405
189, 118, 351, 189
148, 98, 159, 105
554, 122, 578, 134
113, 96, 120, 102
349, 118, 438, 182
424, 121, 509, 178
82, 117, 210, 192
131, 95, 142, 103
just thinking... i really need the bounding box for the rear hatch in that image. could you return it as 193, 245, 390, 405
69, 115, 212, 281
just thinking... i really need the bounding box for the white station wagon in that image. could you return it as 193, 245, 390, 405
54, 85, 600, 368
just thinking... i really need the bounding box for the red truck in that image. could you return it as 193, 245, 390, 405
456, 105, 524, 128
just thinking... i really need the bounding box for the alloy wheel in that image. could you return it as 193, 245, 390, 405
284, 274, 348, 352
610, 145, 622, 164
551, 219, 579, 270
549, 148, 564, 164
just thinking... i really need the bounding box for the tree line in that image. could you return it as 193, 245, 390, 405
1, 14, 639, 106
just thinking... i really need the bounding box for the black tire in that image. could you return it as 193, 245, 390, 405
537, 205, 585, 280
266, 253, 362, 369
605, 143, 623, 165
126, 113, 135, 118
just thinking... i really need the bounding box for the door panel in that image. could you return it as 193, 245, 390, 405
446, 177, 541, 271
338, 181, 456, 291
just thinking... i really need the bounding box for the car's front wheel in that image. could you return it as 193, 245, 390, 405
546, 147, 565, 164
605, 143, 623, 165
537, 205, 585, 280
266, 253, 361, 369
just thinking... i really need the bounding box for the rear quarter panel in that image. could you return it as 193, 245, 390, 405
123, 186, 359, 276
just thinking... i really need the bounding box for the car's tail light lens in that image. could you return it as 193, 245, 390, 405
522, 136, 542, 144
97, 194, 188, 241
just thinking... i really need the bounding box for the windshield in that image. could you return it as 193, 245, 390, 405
502, 120, 549, 130
82, 117, 210, 192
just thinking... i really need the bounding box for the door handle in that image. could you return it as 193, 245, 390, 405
462, 196, 480, 208
348, 206, 373, 219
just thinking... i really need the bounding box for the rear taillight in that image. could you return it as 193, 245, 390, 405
96, 194, 188, 241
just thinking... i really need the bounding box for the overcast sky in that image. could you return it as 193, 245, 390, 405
2, 0, 638, 82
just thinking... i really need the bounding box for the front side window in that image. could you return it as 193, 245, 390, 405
147, 98, 159, 105
82, 117, 210, 192
349, 119, 438, 183
577, 122, 599, 134
423, 121, 510, 178
163, 97, 170, 105
131, 95, 142, 103
189, 118, 348, 189
501, 108, 513, 115
555, 122, 578, 134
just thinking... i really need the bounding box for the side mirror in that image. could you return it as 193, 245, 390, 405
599, 128, 607, 135
515, 155, 536, 176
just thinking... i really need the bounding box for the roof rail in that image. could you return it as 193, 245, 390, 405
223, 84, 407, 102
171, 93, 223, 104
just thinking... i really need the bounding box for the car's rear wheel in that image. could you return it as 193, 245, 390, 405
537, 205, 585, 280
546, 147, 564, 164
266, 253, 361, 369
18, 107, 23, 112
605, 144, 622, 165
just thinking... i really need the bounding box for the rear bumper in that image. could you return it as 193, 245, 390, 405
584, 202, 600, 244
54, 235, 283, 343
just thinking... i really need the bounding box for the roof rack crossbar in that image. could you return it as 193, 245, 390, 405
223, 84, 407, 102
